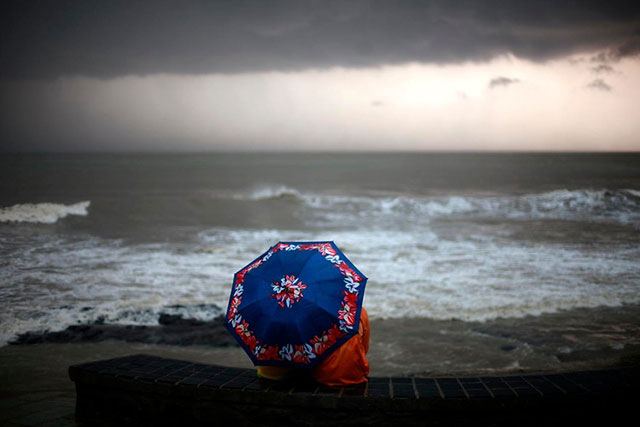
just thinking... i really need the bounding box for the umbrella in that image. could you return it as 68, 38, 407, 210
225, 241, 367, 368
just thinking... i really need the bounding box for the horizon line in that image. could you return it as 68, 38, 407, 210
3, 149, 640, 155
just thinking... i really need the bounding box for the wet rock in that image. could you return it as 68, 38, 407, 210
10, 315, 237, 347
158, 313, 205, 326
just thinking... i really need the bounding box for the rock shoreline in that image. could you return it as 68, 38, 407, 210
10, 314, 237, 347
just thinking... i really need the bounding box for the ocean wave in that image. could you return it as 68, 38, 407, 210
0, 201, 90, 224
624, 188, 640, 198
297, 188, 640, 227
222, 186, 640, 226
196, 227, 640, 322
1, 304, 223, 347
232, 185, 303, 201
2, 226, 639, 344
515, 189, 640, 219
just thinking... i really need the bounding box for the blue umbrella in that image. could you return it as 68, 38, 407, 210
225, 241, 367, 368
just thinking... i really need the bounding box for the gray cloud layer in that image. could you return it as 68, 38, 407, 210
489, 76, 520, 88
587, 78, 613, 91
2, 0, 640, 79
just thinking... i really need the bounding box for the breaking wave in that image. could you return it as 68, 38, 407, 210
232, 185, 302, 201
0, 201, 91, 224
2, 304, 223, 347
296, 188, 640, 227
2, 223, 639, 345
224, 186, 640, 226
2, 187, 639, 345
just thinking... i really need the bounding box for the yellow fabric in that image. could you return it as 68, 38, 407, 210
257, 365, 293, 380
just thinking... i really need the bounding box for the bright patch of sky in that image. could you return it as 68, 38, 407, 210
3, 52, 639, 151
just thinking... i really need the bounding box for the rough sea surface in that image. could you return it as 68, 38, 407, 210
1, 152, 639, 373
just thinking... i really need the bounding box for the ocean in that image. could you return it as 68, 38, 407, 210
1, 152, 639, 374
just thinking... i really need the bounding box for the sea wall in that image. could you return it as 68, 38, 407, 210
69, 354, 640, 426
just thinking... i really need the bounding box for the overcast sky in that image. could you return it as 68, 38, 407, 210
1, 0, 639, 152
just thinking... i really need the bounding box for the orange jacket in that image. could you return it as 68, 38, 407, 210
311, 306, 369, 386
257, 307, 370, 386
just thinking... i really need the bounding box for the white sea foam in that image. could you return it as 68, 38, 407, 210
0, 237, 232, 345
232, 185, 302, 201
221, 185, 640, 227
0, 201, 90, 223
294, 188, 640, 227
200, 226, 639, 324
624, 188, 640, 198
2, 187, 640, 345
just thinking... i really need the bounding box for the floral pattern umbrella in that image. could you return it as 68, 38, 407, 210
225, 241, 367, 368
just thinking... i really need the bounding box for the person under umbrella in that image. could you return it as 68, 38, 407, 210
225, 241, 369, 386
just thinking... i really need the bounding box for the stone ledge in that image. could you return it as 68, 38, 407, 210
69, 354, 640, 426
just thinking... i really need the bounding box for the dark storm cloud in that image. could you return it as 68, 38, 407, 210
1, 0, 640, 79
590, 33, 640, 64
488, 76, 520, 88
611, 36, 640, 59
586, 78, 612, 91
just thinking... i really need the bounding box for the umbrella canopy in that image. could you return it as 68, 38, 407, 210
225, 241, 367, 368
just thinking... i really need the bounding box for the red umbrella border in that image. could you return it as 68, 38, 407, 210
226, 242, 367, 366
